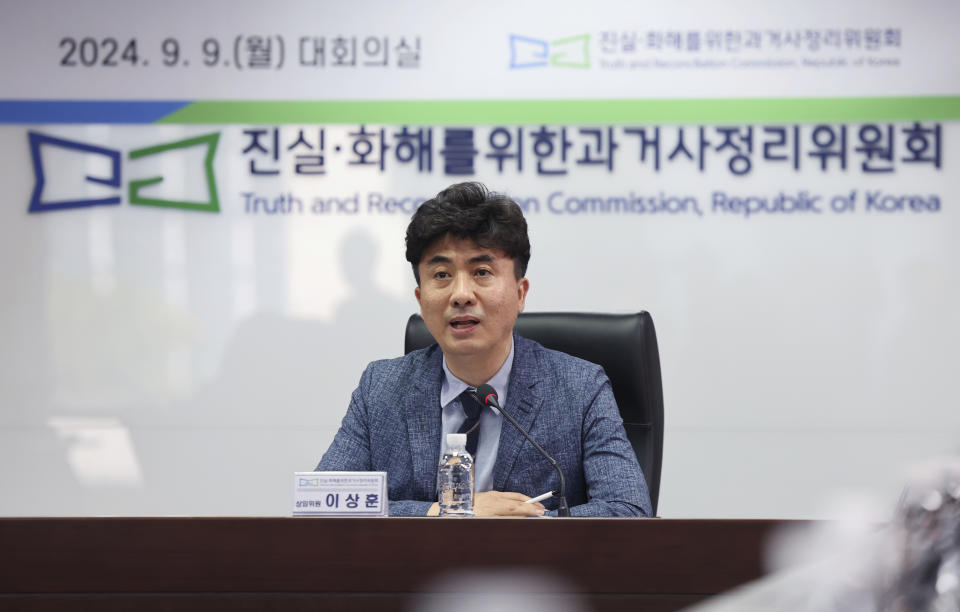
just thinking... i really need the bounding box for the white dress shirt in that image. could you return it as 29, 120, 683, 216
438, 339, 513, 492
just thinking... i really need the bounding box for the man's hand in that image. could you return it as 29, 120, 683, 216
425, 491, 547, 516
475, 491, 545, 517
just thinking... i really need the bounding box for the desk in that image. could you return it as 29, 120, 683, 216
0, 518, 799, 611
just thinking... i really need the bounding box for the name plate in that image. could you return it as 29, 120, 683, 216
293, 471, 388, 516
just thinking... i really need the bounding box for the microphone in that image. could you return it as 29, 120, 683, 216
476, 383, 570, 517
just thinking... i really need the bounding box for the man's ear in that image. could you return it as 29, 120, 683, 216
517, 278, 529, 312
414, 285, 421, 305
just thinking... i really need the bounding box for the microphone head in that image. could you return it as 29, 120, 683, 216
476, 383, 500, 408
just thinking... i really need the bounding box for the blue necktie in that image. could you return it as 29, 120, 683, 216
457, 389, 483, 458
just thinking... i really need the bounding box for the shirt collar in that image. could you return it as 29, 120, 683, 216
440, 338, 515, 412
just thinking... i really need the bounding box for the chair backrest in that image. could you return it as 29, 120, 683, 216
404, 311, 664, 516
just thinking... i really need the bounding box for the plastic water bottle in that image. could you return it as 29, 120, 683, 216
437, 433, 474, 516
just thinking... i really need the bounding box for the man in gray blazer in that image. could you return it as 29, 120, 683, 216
318, 182, 650, 517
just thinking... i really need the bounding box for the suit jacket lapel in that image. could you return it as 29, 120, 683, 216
493, 335, 544, 491
404, 347, 444, 499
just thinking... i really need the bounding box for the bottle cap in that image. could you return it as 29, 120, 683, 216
446, 433, 467, 452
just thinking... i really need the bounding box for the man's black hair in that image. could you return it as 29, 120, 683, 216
405, 182, 530, 285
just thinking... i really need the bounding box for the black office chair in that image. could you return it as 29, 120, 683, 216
404, 311, 664, 516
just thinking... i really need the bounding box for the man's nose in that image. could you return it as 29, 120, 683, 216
450, 273, 475, 307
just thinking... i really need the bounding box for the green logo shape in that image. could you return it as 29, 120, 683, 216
128, 132, 220, 212
550, 34, 590, 68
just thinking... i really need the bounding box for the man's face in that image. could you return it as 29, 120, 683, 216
415, 234, 528, 366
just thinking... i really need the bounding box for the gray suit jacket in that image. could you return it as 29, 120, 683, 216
317, 334, 651, 517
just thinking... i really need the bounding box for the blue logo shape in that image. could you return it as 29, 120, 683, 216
28, 132, 121, 212
510, 35, 549, 68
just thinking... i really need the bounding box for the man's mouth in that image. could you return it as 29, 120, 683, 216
449, 317, 480, 329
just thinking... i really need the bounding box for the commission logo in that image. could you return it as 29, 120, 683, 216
27, 131, 220, 213
509, 34, 590, 69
